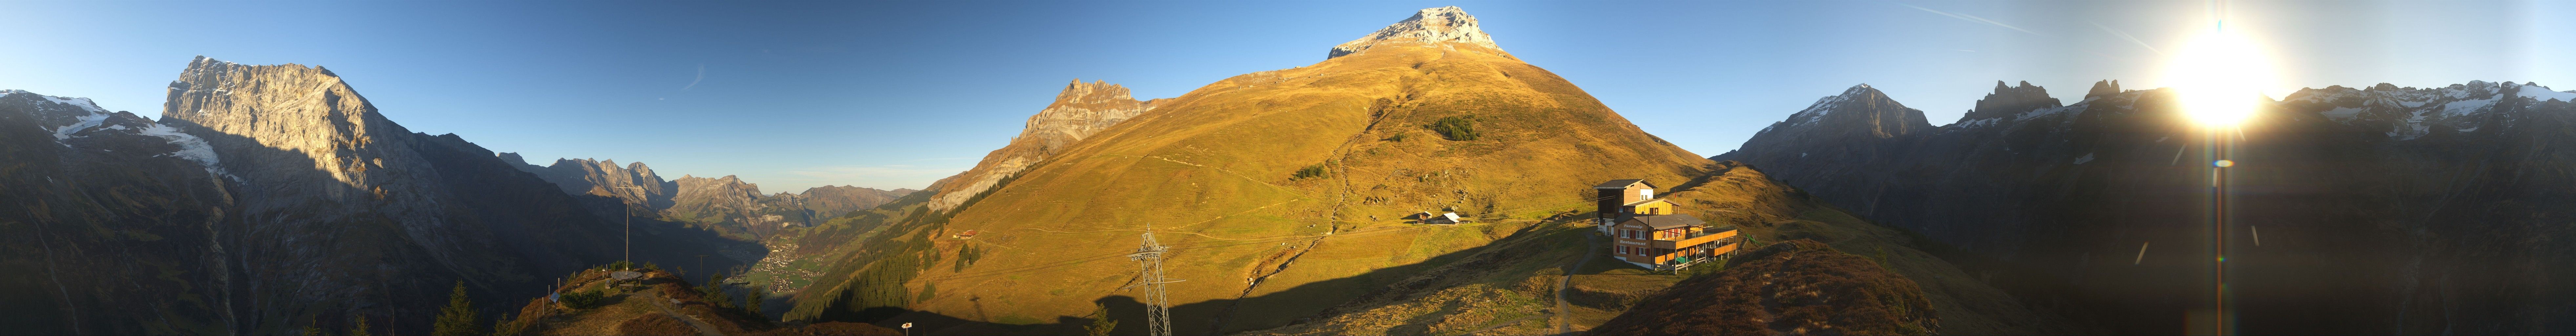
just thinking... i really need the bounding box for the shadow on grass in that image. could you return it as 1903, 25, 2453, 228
842, 223, 1572, 335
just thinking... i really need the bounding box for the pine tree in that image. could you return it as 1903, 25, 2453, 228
304, 317, 328, 336
703, 273, 734, 309
349, 315, 373, 336
1083, 303, 1118, 336
432, 281, 480, 336
744, 287, 766, 317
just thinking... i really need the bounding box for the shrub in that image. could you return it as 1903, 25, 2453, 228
561, 289, 607, 309
1293, 163, 1330, 180
1427, 116, 1479, 140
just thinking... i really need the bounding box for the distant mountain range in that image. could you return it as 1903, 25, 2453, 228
1719, 79, 2576, 334
499, 155, 915, 240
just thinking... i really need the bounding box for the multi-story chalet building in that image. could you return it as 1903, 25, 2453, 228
1595, 179, 1744, 270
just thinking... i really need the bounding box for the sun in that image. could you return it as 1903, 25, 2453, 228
2161, 24, 2277, 129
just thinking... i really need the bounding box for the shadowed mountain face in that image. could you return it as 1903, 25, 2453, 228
1717, 80, 2576, 334
0, 58, 747, 335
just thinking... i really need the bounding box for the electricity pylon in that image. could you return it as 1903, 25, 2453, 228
1121, 230, 1182, 336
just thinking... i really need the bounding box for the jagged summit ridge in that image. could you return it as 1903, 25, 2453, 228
2281, 80, 2576, 139
1328, 6, 1502, 59
1966, 81, 2063, 120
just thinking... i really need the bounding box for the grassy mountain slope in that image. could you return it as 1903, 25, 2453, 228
788, 39, 1714, 333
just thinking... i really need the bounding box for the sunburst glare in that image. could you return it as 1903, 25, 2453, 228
2163, 22, 2277, 129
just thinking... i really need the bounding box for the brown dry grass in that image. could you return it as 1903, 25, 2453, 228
1587, 239, 1937, 336
616, 313, 698, 336
513, 268, 790, 336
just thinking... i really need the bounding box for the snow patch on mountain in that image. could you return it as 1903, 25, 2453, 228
139, 123, 227, 176
52, 112, 109, 141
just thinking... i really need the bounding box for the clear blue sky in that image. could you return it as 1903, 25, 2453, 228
4, 1, 2568, 191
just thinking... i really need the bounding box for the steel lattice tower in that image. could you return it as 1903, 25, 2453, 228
1124, 231, 1179, 336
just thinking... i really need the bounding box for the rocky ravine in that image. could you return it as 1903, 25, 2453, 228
1717, 80, 2576, 334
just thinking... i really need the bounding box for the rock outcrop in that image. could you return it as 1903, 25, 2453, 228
1717, 79, 2576, 334
921, 79, 1159, 212
1328, 6, 1503, 59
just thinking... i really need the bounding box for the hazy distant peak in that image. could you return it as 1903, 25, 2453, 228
1328, 6, 1501, 59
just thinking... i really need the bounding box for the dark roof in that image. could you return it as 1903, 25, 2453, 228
1620, 214, 1706, 230
1624, 198, 1672, 206
1594, 179, 1655, 189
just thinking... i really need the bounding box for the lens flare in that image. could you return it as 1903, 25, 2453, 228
2162, 25, 2276, 129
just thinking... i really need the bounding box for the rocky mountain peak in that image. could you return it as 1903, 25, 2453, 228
1965, 80, 2062, 120
1772, 84, 1928, 135
1328, 6, 1502, 59
924, 79, 1161, 212
2084, 80, 2123, 99
1020, 79, 1157, 154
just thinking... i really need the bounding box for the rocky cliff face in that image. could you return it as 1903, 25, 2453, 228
922, 79, 1159, 212
1717, 80, 2576, 334
0, 57, 748, 335
153, 56, 652, 333
1328, 6, 1503, 59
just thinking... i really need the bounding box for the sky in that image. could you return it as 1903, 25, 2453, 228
4, 1, 2569, 191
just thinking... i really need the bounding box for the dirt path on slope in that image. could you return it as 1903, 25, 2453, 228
1558, 235, 1600, 335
